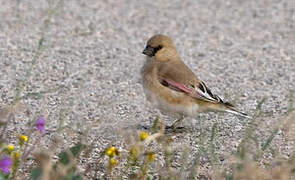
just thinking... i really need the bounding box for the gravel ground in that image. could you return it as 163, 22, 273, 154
0, 0, 295, 178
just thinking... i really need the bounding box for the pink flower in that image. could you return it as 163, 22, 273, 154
36, 116, 46, 133
0, 155, 12, 174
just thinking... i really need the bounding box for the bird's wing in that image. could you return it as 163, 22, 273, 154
157, 61, 233, 106
162, 78, 232, 105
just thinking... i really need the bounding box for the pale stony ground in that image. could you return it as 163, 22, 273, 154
0, 0, 295, 178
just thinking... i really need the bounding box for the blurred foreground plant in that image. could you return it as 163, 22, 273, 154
31, 143, 86, 180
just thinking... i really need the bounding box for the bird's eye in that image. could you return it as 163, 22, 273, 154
153, 45, 163, 54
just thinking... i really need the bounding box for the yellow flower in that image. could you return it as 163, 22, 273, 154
106, 146, 119, 158
14, 152, 20, 159
7, 145, 14, 153
139, 131, 149, 141
109, 158, 117, 166
19, 135, 28, 146
19, 135, 28, 142
146, 152, 156, 163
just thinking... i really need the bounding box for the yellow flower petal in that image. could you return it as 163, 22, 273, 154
14, 152, 20, 159
7, 145, 14, 152
109, 158, 117, 166
19, 135, 28, 142
139, 131, 149, 141
106, 146, 118, 158
147, 153, 156, 162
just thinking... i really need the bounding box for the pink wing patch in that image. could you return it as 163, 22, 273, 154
161, 78, 203, 99
163, 79, 192, 93
162, 78, 231, 104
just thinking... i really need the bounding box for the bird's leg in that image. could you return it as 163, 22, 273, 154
170, 115, 184, 129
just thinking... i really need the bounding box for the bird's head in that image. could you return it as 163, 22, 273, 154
142, 34, 178, 61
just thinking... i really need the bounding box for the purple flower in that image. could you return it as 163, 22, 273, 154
36, 116, 46, 133
0, 155, 12, 174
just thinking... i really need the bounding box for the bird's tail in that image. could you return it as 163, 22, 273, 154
222, 102, 251, 119
198, 98, 251, 118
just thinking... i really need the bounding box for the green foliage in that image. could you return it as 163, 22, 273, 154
58, 151, 71, 165
62, 173, 83, 180
151, 116, 159, 134
262, 128, 279, 151
29, 143, 86, 180
70, 143, 86, 158
30, 168, 42, 180
0, 174, 9, 180
58, 143, 85, 165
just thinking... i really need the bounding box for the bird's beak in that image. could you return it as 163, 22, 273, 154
142, 45, 154, 57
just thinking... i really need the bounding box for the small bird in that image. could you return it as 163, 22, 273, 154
141, 34, 250, 128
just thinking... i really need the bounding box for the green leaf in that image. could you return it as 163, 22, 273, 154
58, 143, 86, 165
59, 151, 70, 165
0, 172, 9, 180
236, 141, 246, 160
30, 168, 42, 180
151, 116, 159, 134
70, 143, 85, 157
262, 128, 279, 151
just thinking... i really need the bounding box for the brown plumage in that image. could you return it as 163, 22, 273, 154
141, 34, 250, 125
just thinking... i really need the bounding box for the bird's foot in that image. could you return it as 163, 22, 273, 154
165, 125, 186, 133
